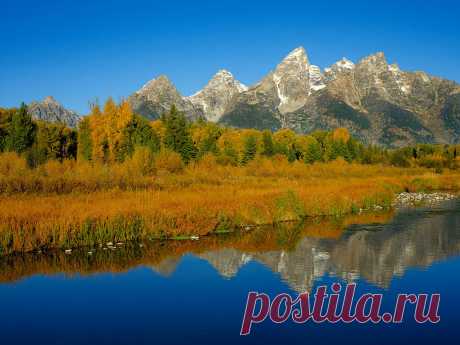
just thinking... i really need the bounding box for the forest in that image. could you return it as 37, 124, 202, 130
1, 99, 459, 178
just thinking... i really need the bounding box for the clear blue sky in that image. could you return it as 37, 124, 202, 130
1, 0, 459, 114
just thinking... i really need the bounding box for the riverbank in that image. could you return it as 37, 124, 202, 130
0, 212, 396, 283
0, 160, 459, 255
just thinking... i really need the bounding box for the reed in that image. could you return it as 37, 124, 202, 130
0, 212, 396, 283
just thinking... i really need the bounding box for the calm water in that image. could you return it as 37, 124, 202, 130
1, 200, 459, 344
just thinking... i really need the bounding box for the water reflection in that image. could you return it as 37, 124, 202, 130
1, 200, 459, 291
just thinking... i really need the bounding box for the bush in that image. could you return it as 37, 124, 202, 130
194, 153, 219, 171
124, 147, 156, 176
42, 159, 75, 177
154, 149, 184, 174
390, 151, 411, 167
0, 152, 28, 176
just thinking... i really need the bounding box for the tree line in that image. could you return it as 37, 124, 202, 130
1, 99, 459, 171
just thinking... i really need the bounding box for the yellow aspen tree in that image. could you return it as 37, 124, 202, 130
332, 127, 351, 142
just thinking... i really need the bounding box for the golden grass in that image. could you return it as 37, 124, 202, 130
0, 156, 459, 255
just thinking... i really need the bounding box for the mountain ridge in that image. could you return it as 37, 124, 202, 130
23, 47, 460, 147
128, 47, 460, 147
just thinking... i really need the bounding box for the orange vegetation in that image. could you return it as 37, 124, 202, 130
0, 154, 459, 255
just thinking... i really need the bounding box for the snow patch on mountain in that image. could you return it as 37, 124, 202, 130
309, 65, 326, 92
187, 69, 248, 122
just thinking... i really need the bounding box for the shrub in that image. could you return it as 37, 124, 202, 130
0, 152, 28, 175
154, 149, 184, 174
124, 147, 156, 176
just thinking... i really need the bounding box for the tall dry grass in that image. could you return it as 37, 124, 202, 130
0, 153, 459, 255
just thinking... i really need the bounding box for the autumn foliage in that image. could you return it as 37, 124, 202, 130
1, 99, 460, 255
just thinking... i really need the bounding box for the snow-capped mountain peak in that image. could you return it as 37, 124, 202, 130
187, 69, 247, 122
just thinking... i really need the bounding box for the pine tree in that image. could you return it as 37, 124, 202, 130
6, 103, 36, 154
77, 117, 93, 161
125, 115, 161, 155
162, 105, 196, 163
218, 140, 239, 166
304, 138, 322, 164
262, 130, 275, 156
242, 135, 257, 165
0, 108, 14, 151
195, 123, 221, 158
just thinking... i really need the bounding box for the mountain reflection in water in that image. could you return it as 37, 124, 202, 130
1, 200, 459, 291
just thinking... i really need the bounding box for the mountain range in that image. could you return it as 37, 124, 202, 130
27, 47, 460, 146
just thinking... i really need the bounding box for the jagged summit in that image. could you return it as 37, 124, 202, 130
359, 51, 388, 68
43, 95, 58, 104
191, 69, 247, 96
137, 75, 175, 96
284, 46, 309, 62
129, 75, 202, 120
271, 46, 325, 114
324, 58, 355, 81
187, 69, 247, 122
28, 97, 79, 128
274, 46, 310, 75
125, 47, 460, 146
334, 57, 355, 70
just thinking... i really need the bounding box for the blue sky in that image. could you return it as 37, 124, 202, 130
1, 0, 459, 114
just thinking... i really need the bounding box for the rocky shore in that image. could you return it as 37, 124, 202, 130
393, 192, 457, 208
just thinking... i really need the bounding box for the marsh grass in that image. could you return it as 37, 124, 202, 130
0, 156, 459, 255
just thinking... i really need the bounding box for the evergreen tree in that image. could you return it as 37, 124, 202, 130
218, 140, 239, 166
77, 117, 93, 161
130, 115, 161, 153
287, 144, 300, 162
262, 130, 275, 156
195, 123, 222, 158
6, 103, 36, 154
241, 135, 257, 165
304, 138, 322, 164
344, 138, 361, 162
0, 108, 14, 152
162, 105, 197, 163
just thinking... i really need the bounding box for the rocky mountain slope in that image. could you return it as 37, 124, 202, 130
128, 75, 203, 121
28, 96, 80, 128
128, 47, 460, 146
185, 69, 247, 122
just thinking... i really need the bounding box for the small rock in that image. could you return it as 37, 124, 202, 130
65, 249, 72, 254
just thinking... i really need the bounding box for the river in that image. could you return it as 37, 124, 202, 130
1, 200, 459, 344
